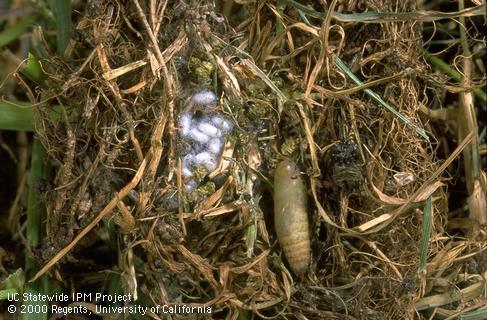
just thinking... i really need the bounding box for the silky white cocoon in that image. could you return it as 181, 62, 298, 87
178, 113, 192, 137
211, 116, 233, 133
177, 90, 234, 191
193, 152, 217, 171
181, 166, 193, 178
188, 128, 211, 144
191, 90, 217, 106
208, 138, 223, 154
185, 180, 198, 191
181, 154, 194, 177
182, 153, 194, 167
197, 122, 222, 138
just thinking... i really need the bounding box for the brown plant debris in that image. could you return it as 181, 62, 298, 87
18, 0, 486, 319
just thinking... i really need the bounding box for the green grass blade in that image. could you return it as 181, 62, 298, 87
0, 100, 66, 131
22, 138, 49, 320
106, 272, 123, 303
422, 49, 487, 103
21, 282, 49, 320
2, 268, 25, 291
479, 127, 486, 142
0, 288, 18, 300
333, 54, 429, 141
26, 139, 46, 249
20, 53, 48, 87
284, 0, 486, 23
419, 196, 433, 272
0, 14, 36, 48
0, 268, 25, 300
0, 101, 35, 131
459, 307, 487, 320
50, 0, 72, 56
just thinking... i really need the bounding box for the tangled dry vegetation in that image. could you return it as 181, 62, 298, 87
21, 0, 486, 319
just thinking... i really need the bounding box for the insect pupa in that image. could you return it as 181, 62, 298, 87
273, 159, 311, 276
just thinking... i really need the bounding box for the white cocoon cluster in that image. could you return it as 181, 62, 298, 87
181, 153, 194, 178
193, 152, 217, 171
188, 127, 211, 144
208, 138, 223, 154
211, 116, 233, 133
178, 113, 192, 137
181, 166, 193, 178
178, 91, 234, 191
198, 122, 222, 138
185, 180, 198, 192
191, 90, 217, 106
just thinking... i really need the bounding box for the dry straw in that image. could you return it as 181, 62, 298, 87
26, 0, 486, 319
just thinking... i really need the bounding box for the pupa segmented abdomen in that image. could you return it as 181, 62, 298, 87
273, 159, 311, 276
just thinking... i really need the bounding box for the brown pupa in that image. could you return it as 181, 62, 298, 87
273, 159, 311, 276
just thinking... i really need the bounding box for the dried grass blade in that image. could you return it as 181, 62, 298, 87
427, 242, 467, 275
195, 175, 234, 213
467, 172, 487, 225
361, 131, 475, 234
458, 0, 485, 225
414, 280, 485, 311
30, 155, 149, 282
202, 200, 244, 218
102, 60, 147, 81
371, 181, 444, 205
